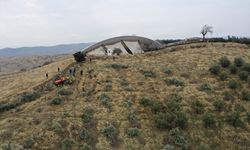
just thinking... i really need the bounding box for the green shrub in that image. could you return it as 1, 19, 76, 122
238, 71, 248, 81
65, 76, 76, 85
175, 112, 188, 129
199, 83, 212, 92
225, 112, 244, 127
80, 144, 92, 150
99, 94, 112, 110
155, 112, 175, 129
102, 124, 118, 140
219, 71, 228, 81
223, 91, 235, 101
19, 91, 41, 103
166, 100, 181, 113
164, 68, 173, 75
104, 80, 112, 91
58, 88, 73, 96
202, 113, 216, 128
108, 64, 128, 70
52, 121, 63, 134
234, 57, 245, 67
23, 137, 34, 149
0, 103, 17, 112
140, 97, 153, 107
219, 56, 231, 68
61, 138, 75, 150
124, 99, 133, 108
227, 80, 239, 89
50, 97, 63, 105
242, 63, 250, 73
73, 51, 86, 62
168, 93, 182, 102
165, 78, 184, 87
80, 128, 89, 140
150, 101, 164, 114
191, 100, 204, 114
209, 64, 221, 75
155, 112, 188, 130
45, 83, 54, 91
229, 64, 238, 74
127, 128, 140, 137
81, 107, 94, 123
234, 103, 245, 113
112, 48, 123, 56
213, 99, 225, 112
168, 128, 188, 149
128, 112, 139, 126
241, 90, 250, 101
246, 112, 250, 124
141, 70, 156, 78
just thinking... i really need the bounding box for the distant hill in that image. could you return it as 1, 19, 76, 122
0, 42, 93, 56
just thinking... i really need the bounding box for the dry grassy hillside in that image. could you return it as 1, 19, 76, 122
0, 58, 74, 102
0, 42, 250, 150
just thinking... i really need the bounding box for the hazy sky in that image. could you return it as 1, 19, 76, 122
0, 0, 250, 48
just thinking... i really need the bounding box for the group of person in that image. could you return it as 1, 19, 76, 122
46, 66, 84, 80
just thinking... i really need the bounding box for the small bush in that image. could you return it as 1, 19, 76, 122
242, 63, 250, 73
19, 91, 41, 103
73, 51, 86, 62
219, 56, 231, 68
213, 99, 225, 112
164, 68, 173, 75
61, 138, 75, 150
65, 76, 76, 85
223, 91, 235, 101
203, 113, 216, 128
238, 71, 248, 81
128, 112, 139, 126
234, 103, 245, 113
241, 90, 250, 101
80, 144, 92, 150
209, 64, 221, 75
175, 112, 188, 129
227, 80, 239, 89
45, 83, 54, 91
199, 83, 212, 92
155, 112, 175, 129
225, 112, 244, 127
0, 103, 17, 112
246, 112, 250, 124
112, 48, 123, 56
219, 71, 228, 81
229, 64, 238, 74
140, 97, 153, 107
104, 80, 112, 91
99, 94, 112, 110
52, 121, 63, 134
81, 107, 94, 123
124, 99, 133, 108
23, 137, 34, 149
191, 100, 204, 114
234, 57, 245, 67
168, 128, 188, 149
109, 64, 128, 70
102, 124, 118, 140
141, 70, 156, 78
50, 97, 63, 105
165, 78, 184, 87
150, 101, 164, 114
155, 111, 188, 130
127, 128, 140, 137
58, 88, 73, 96
166, 100, 181, 113
80, 128, 90, 140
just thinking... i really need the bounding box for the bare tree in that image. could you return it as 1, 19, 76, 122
201, 25, 213, 41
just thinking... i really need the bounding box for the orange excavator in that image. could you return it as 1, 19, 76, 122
54, 75, 66, 86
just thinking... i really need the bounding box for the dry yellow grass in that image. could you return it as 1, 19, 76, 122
0, 42, 250, 150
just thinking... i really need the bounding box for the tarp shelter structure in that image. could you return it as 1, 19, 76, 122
82, 36, 162, 56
